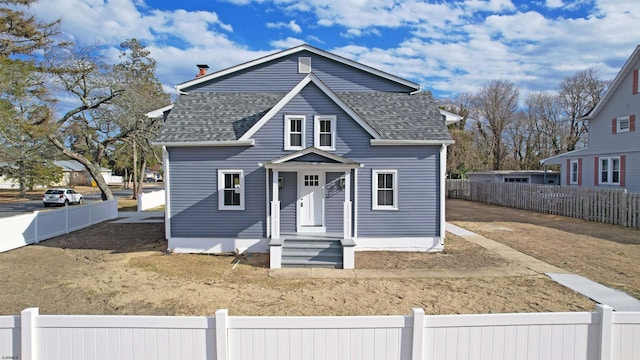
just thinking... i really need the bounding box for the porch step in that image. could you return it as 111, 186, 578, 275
282, 239, 343, 269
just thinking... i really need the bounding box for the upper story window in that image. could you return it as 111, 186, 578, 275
600, 157, 620, 185
616, 116, 630, 133
314, 115, 336, 151
218, 169, 245, 210
570, 160, 579, 185
372, 169, 398, 210
284, 115, 305, 150
298, 57, 311, 74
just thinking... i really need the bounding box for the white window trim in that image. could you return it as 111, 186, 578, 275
616, 116, 630, 133
314, 115, 337, 151
284, 115, 305, 150
372, 169, 398, 211
218, 169, 245, 210
599, 157, 620, 185
570, 160, 579, 185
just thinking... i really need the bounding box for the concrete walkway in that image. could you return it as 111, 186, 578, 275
271, 222, 640, 311
111, 211, 164, 224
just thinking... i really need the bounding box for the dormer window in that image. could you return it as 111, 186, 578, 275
314, 115, 336, 151
284, 115, 305, 150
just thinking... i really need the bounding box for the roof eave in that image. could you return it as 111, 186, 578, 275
586, 45, 640, 120
152, 140, 255, 147
370, 139, 455, 146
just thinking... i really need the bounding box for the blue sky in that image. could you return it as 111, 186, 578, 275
27, 0, 639, 100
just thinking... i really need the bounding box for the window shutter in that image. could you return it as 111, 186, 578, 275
620, 155, 626, 187
578, 158, 582, 186
634, 69, 639, 95
612, 118, 617, 134
594, 156, 599, 186
566, 159, 570, 185
631, 114, 636, 132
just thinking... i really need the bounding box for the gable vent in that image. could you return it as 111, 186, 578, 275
298, 57, 311, 74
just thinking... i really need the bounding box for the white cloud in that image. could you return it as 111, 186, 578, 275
23, 0, 640, 100
545, 0, 564, 8
270, 37, 307, 49
266, 20, 302, 33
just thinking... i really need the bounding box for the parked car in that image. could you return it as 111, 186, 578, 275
43, 188, 83, 207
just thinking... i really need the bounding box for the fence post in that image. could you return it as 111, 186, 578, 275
33, 211, 39, 244
411, 308, 425, 360
21, 307, 39, 360
598, 304, 613, 360
216, 309, 229, 360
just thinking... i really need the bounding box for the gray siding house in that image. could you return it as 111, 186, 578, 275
542, 46, 640, 194
154, 45, 453, 269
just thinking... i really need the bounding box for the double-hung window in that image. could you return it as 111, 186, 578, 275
372, 169, 398, 210
570, 160, 579, 185
218, 169, 244, 210
600, 157, 620, 185
284, 115, 305, 150
314, 115, 336, 151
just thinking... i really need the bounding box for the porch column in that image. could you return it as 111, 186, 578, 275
271, 170, 280, 239
343, 170, 352, 240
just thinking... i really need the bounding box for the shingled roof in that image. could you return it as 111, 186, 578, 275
155, 90, 452, 144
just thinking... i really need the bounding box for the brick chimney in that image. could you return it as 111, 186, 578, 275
196, 64, 209, 78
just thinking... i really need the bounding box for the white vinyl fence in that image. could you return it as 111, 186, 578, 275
1, 305, 639, 360
0, 200, 118, 253
137, 189, 165, 211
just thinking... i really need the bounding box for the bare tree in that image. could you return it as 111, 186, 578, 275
558, 68, 608, 151
473, 80, 520, 170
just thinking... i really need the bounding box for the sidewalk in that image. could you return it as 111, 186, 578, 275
111, 211, 164, 223
271, 222, 640, 311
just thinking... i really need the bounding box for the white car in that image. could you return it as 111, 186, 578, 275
43, 188, 84, 207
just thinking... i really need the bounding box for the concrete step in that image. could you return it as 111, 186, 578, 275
282, 238, 343, 268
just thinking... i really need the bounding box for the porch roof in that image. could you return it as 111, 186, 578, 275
263, 147, 361, 170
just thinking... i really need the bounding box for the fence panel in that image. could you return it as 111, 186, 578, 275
0, 316, 20, 359
3, 307, 640, 360
138, 189, 165, 211
34, 313, 214, 360
0, 200, 118, 253
446, 180, 640, 229
227, 315, 413, 360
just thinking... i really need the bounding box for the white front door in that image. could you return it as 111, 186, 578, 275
298, 171, 325, 232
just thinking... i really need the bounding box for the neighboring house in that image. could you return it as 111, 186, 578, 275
53, 160, 120, 186
145, 165, 163, 182
0, 160, 120, 188
153, 44, 453, 269
541, 46, 640, 193
467, 170, 560, 185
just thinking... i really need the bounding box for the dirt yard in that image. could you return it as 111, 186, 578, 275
3, 199, 623, 316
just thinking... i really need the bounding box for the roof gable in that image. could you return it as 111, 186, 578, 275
176, 44, 420, 92
239, 73, 382, 141
586, 45, 640, 120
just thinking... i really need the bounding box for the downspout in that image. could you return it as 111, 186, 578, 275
162, 146, 171, 242
265, 168, 270, 237
439, 144, 447, 246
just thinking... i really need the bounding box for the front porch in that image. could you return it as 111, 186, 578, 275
264, 148, 359, 269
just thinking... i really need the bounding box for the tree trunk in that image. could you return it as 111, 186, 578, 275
47, 135, 114, 200
131, 141, 138, 200
136, 158, 146, 195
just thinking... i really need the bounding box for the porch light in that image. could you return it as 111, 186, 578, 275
278, 177, 284, 189
340, 176, 345, 189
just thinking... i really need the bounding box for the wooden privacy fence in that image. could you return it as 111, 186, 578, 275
446, 180, 640, 228
0, 200, 118, 253
1, 306, 639, 359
